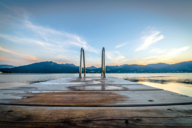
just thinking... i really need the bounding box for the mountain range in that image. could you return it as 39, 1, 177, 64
0, 65, 15, 69
0, 61, 192, 73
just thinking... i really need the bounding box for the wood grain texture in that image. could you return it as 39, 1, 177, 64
0, 77, 192, 127
0, 105, 192, 127
0, 90, 191, 106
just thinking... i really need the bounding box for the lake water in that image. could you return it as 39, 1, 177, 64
0, 73, 192, 97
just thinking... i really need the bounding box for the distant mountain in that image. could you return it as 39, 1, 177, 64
86, 66, 97, 70
161, 61, 192, 72
0, 61, 192, 73
0, 61, 78, 73
147, 63, 170, 69
104, 64, 153, 73
0, 65, 15, 69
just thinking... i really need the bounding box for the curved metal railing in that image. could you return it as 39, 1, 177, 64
101, 47, 106, 78
79, 48, 86, 78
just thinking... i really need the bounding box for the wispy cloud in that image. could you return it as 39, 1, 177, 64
167, 46, 190, 56
24, 20, 98, 53
141, 46, 191, 64
0, 46, 40, 61
115, 43, 127, 48
0, 34, 52, 48
135, 28, 164, 51
150, 46, 190, 56
150, 48, 168, 54
111, 46, 191, 65
0, 15, 98, 65
0, 20, 98, 53
0, 4, 98, 65
106, 51, 125, 62
0, 56, 18, 62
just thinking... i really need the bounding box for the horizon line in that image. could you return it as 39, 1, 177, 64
1, 59, 192, 68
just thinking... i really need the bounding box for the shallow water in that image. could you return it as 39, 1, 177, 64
0, 73, 192, 96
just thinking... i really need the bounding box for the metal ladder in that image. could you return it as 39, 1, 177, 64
79, 47, 106, 78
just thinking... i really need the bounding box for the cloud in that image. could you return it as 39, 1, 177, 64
106, 51, 125, 62
167, 46, 190, 56
0, 46, 40, 61
150, 46, 190, 57
0, 4, 98, 66
0, 34, 52, 48
0, 10, 98, 66
135, 29, 164, 51
115, 43, 127, 48
24, 20, 98, 53
0, 56, 18, 62
150, 48, 168, 54
142, 46, 190, 63
0, 19, 98, 53
110, 46, 191, 65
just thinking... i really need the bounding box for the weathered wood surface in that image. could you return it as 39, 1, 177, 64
0, 90, 192, 106
0, 105, 192, 127
0, 77, 192, 127
1, 84, 161, 91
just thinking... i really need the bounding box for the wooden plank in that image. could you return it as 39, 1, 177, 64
0, 90, 191, 106
0, 105, 192, 127
1, 84, 161, 91
1, 119, 192, 128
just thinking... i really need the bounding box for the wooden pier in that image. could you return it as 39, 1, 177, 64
0, 76, 192, 127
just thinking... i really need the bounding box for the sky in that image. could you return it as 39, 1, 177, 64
0, 0, 192, 67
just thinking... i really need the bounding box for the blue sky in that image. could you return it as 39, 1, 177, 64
0, 0, 192, 67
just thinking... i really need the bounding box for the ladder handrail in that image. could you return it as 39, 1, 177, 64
101, 47, 106, 78
79, 48, 86, 78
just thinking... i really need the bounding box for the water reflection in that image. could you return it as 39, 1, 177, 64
68, 85, 127, 91
138, 82, 192, 97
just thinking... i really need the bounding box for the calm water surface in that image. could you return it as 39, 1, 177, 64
0, 73, 192, 97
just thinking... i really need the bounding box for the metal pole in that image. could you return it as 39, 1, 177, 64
103, 48, 106, 77
79, 48, 82, 78
83, 49, 86, 77
101, 47, 106, 78
101, 48, 103, 77
79, 48, 86, 78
